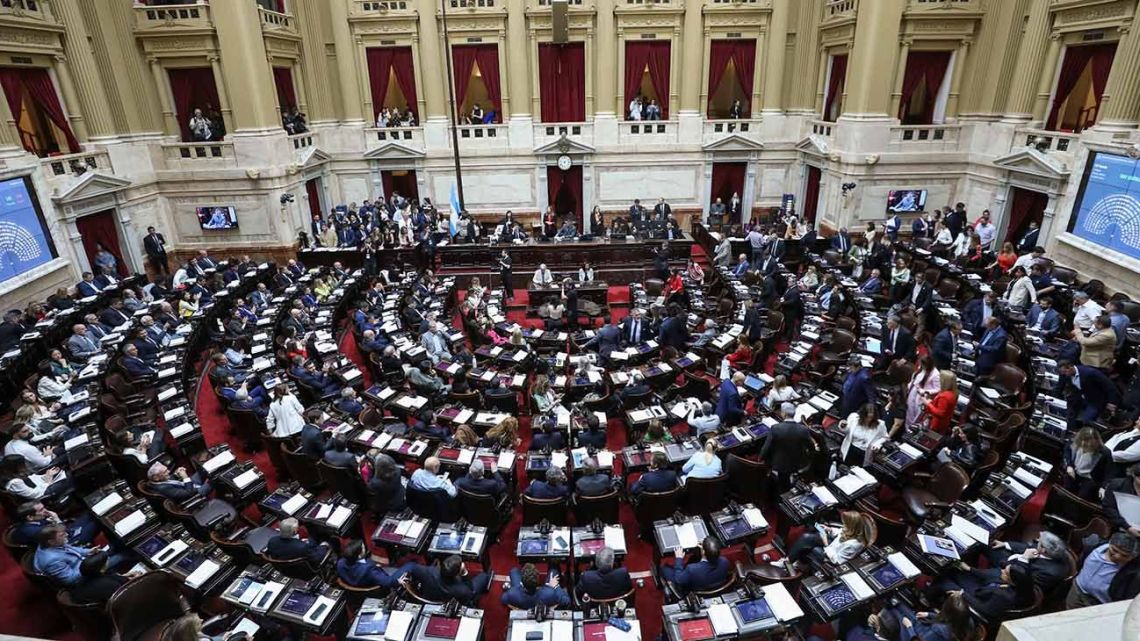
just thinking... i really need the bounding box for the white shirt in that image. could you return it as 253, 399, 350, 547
1073, 300, 1105, 331
935, 228, 953, 245
267, 394, 306, 437
4, 439, 52, 470
1004, 276, 1037, 309
533, 268, 552, 286
1106, 429, 1140, 464
840, 413, 887, 465
628, 100, 642, 120
821, 526, 865, 564
951, 232, 971, 257
765, 386, 798, 408
1013, 253, 1039, 272
172, 268, 191, 288
975, 222, 996, 250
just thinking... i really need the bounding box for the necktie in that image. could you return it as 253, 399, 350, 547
891, 330, 897, 352
1115, 434, 1140, 452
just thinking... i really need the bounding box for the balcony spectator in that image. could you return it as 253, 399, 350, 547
728, 99, 743, 119
283, 108, 308, 134
645, 99, 661, 121
628, 95, 643, 121
188, 108, 213, 142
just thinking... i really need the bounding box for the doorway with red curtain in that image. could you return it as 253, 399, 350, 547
0, 67, 81, 155
624, 41, 671, 119
451, 44, 502, 123
382, 170, 420, 203
1045, 43, 1117, 132
273, 67, 297, 115
1004, 187, 1048, 246
710, 163, 746, 223
166, 67, 223, 141
897, 51, 952, 125
802, 165, 822, 227
706, 40, 756, 118
537, 43, 586, 122
546, 165, 583, 228
305, 177, 323, 223
74, 210, 129, 277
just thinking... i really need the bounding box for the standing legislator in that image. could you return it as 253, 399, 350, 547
499, 250, 513, 300
144, 226, 169, 275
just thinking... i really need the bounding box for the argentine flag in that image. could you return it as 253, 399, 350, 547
449, 182, 461, 237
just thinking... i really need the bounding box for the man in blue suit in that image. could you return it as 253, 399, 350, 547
333, 387, 365, 417
579, 547, 633, 601
1016, 221, 1041, 254
145, 462, 210, 502
732, 254, 750, 277
13, 502, 99, 548
574, 459, 615, 498
658, 306, 690, 350
715, 372, 745, 427
525, 467, 570, 499
830, 228, 852, 255
629, 452, 679, 495
322, 436, 357, 468
582, 316, 622, 362
502, 563, 571, 609
290, 357, 341, 396
975, 317, 1008, 376
841, 358, 876, 417
336, 540, 416, 589
76, 272, 103, 298
962, 291, 997, 338
661, 536, 730, 596
121, 343, 157, 379
1026, 297, 1062, 339
266, 517, 330, 565
931, 320, 961, 370
1059, 360, 1121, 429
454, 460, 507, 498
858, 269, 883, 296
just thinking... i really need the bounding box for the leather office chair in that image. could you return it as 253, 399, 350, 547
521, 495, 569, 526
20, 551, 55, 594
57, 589, 112, 638
1067, 515, 1111, 554
1042, 485, 1104, 539
2, 525, 32, 560
261, 550, 328, 580
281, 443, 326, 493
633, 487, 681, 538
458, 487, 510, 533
336, 577, 386, 615
818, 329, 857, 365
105, 372, 157, 409
854, 498, 908, 548
901, 462, 970, 522
406, 486, 461, 522
163, 498, 238, 540
108, 572, 189, 641
683, 474, 728, 516
224, 407, 266, 452
967, 586, 1042, 637
725, 455, 771, 506
575, 489, 620, 524
317, 460, 367, 505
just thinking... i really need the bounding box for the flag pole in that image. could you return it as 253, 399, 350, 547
441, 0, 466, 215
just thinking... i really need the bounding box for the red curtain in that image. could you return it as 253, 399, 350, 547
305, 178, 321, 221
273, 67, 296, 112
1046, 43, 1117, 130
625, 41, 671, 118
538, 43, 586, 122
823, 54, 848, 122
75, 211, 128, 277
897, 51, 952, 124
802, 166, 821, 226
167, 67, 222, 141
451, 44, 501, 121
710, 163, 747, 214
1005, 188, 1048, 245
0, 67, 80, 153
707, 40, 756, 118
367, 47, 419, 120
546, 165, 583, 227
383, 170, 420, 202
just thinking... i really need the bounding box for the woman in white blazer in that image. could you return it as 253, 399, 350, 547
267, 384, 306, 438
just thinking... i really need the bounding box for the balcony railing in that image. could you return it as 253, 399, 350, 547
40, 150, 112, 178
288, 132, 316, 151
448, 0, 494, 7
258, 6, 294, 31
887, 124, 961, 151
1013, 128, 1078, 155
161, 141, 236, 168
537, 0, 582, 4
911, 0, 976, 7
134, 1, 212, 30
453, 124, 509, 146
0, 0, 54, 21
704, 119, 758, 136
534, 122, 594, 148
366, 126, 424, 149
624, 0, 674, 4
618, 120, 678, 144
353, 0, 411, 12
810, 120, 835, 137
825, 0, 857, 18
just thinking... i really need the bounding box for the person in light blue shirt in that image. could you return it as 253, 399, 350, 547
681, 440, 722, 481
1107, 300, 1130, 352
1067, 532, 1139, 608
409, 457, 457, 497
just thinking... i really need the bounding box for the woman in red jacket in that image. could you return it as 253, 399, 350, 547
725, 336, 754, 369
923, 370, 959, 434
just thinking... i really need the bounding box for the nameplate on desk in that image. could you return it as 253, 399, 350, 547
185, 559, 220, 588
203, 450, 236, 473
92, 492, 123, 516
68, 406, 92, 423
170, 422, 196, 438
152, 539, 189, 567
64, 433, 90, 451
157, 387, 178, 402
164, 406, 186, 421
233, 469, 260, 489
114, 509, 147, 536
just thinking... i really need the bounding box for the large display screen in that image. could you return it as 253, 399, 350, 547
0, 176, 56, 284
886, 189, 927, 213
1070, 151, 1140, 261
196, 206, 239, 230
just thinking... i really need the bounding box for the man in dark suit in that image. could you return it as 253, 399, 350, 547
858, 269, 883, 297
143, 226, 169, 275
661, 536, 730, 596
1102, 465, 1140, 535
333, 388, 365, 417
583, 315, 622, 362
840, 358, 876, 417
945, 205, 967, 239
145, 462, 210, 502
629, 199, 646, 223
121, 344, 157, 380
402, 553, 490, 606
621, 309, 649, 345
897, 271, 933, 313
455, 460, 507, 498
653, 197, 672, 221
12, 501, 99, 548
526, 467, 570, 499
76, 272, 103, 298
879, 315, 916, 366
716, 372, 745, 427
266, 517, 330, 565
982, 531, 1073, 592
1016, 222, 1041, 254
530, 417, 567, 451
98, 299, 131, 329
1026, 297, 1062, 339
579, 547, 632, 600
482, 378, 516, 412
290, 357, 341, 396
299, 413, 331, 459
322, 436, 357, 468
962, 291, 997, 339
760, 402, 816, 488
501, 563, 571, 609
1059, 360, 1121, 429
777, 284, 802, 339
975, 317, 1008, 376
658, 306, 690, 350
128, 327, 161, 363
629, 452, 679, 495
574, 459, 614, 498
563, 281, 579, 329
0, 310, 28, 351
830, 228, 852, 255
931, 320, 961, 370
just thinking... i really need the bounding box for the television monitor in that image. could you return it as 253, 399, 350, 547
886, 189, 927, 213
0, 175, 56, 285
1069, 151, 1140, 261
196, 206, 239, 230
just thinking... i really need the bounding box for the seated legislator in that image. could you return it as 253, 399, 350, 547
145, 462, 210, 502
336, 539, 415, 589
660, 536, 730, 596
410, 456, 457, 498
369, 453, 407, 515
266, 517, 331, 565
454, 460, 506, 499
786, 511, 872, 569
629, 452, 679, 496
579, 546, 632, 601
574, 459, 615, 498
501, 563, 571, 609
526, 467, 570, 499
401, 553, 491, 606
1066, 531, 1140, 608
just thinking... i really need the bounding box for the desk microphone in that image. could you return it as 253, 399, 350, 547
671, 510, 686, 525
442, 598, 461, 618
683, 593, 702, 613
590, 518, 605, 535
455, 518, 469, 533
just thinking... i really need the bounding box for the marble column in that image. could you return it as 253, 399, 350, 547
415, 0, 448, 119
594, 0, 617, 116
945, 39, 971, 121
0, 81, 21, 152
1005, 0, 1053, 120
212, 0, 280, 131
679, 0, 704, 114
150, 58, 179, 136
845, 0, 906, 117
54, 0, 115, 139
887, 39, 911, 119
760, 0, 788, 114
329, 0, 366, 123
506, 0, 531, 118
294, 0, 336, 123
1097, 11, 1140, 129
50, 58, 88, 144
1032, 35, 1063, 124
